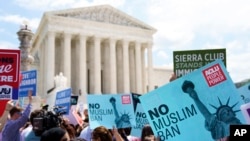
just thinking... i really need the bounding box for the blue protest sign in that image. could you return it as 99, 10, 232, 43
87, 94, 136, 129
19, 69, 37, 97
238, 82, 250, 104
129, 93, 149, 137
130, 103, 149, 137
55, 88, 71, 115
139, 60, 246, 141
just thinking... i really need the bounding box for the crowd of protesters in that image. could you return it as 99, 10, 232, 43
0, 89, 158, 141
0, 73, 233, 141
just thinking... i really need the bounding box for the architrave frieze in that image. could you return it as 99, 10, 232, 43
47, 5, 156, 31
46, 15, 154, 42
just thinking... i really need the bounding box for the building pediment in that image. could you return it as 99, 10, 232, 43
46, 5, 156, 31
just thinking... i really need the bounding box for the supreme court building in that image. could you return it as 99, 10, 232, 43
30, 5, 171, 98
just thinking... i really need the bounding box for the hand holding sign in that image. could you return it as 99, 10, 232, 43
6, 100, 14, 110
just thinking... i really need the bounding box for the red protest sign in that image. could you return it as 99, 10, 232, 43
0, 49, 21, 100
0, 100, 8, 116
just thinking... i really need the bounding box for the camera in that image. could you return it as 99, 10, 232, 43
32, 105, 66, 136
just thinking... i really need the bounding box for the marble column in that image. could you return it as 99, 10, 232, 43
63, 32, 71, 87
79, 34, 87, 95
94, 37, 101, 94
147, 43, 153, 91
46, 31, 55, 92
123, 40, 130, 93
135, 41, 142, 93
109, 38, 117, 93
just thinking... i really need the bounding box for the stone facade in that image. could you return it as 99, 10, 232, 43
30, 5, 160, 100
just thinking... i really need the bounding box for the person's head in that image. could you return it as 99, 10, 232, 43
30, 109, 43, 126
144, 135, 157, 141
91, 126, 112, 141
9, 106, 23, 120
83, 104, 88, 117
141, 124, 154, 141
40, 127, 70, 141
61, 118, 76, 139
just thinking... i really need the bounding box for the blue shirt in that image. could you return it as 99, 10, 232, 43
25, 130, 41, 141
2, 104, 31, 141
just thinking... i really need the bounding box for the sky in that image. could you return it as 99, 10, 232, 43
0, 0, 250, 83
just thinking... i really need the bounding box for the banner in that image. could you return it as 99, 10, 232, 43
87, 94, 136, 129
0, 49, 20, 116
173, 48, 226, 78
19, 69, 37, 97
130, 93, 149, 137
0, 49, 21, 100
55, 88, 71, 115
140, 60, 245, 141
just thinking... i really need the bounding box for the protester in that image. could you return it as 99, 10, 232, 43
0, 100, 14, 140
23, 109, 44, 141
140, 124, 158, 141
0, 100, 14, 131
79, 117, 92, 141
40, 127, 70, 141
20, 121, 32, 141
91, 126, 124, 141
2, 90, 32, 141
82, 104, 89, 128
122, 127, 140, 141
61, 117, 77, 139
75, 123, 83, 137
91, 126, 112, 141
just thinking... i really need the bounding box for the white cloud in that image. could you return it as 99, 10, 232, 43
157, 50, 169, 60
6, 0, 250, 82
143, 0, 250, 82
14, 0, 125, 11
146, 0, 250, 48
0, 14, 40, 31
0, 41, 18, 49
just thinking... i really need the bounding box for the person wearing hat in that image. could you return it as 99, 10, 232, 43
2, 90, 33, 141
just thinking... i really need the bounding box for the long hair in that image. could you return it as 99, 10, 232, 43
141, 124, 154, 141
92, 126, 113, 141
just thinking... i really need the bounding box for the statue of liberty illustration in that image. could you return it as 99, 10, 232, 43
182, 80, 241, 140
109, 97, 131, 128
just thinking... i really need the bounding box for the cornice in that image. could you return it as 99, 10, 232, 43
46, 5, 157, 32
